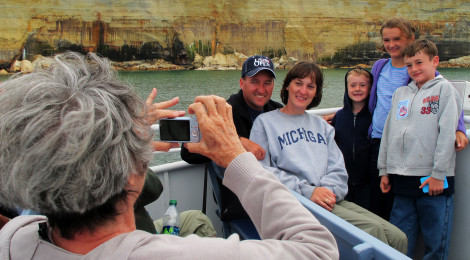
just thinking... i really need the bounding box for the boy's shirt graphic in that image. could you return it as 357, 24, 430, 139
397, 100, 409, 119
397, 95, 440, 120
421, 95, 439, 115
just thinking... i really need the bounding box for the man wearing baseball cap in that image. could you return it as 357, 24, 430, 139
182, 55, 282, 161
181, 55, 283, 221
233, 55, 282, 159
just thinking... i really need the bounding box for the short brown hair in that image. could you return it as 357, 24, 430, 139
378, 17, 416, 52
346, 68, 372, 87
280, 62, 323, 109
402, 39, 438, 60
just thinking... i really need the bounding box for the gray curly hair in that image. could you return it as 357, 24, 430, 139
0, 52, 153, 215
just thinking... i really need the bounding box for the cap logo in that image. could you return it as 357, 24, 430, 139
242, 55, 276, 78
253, 58, 271, 67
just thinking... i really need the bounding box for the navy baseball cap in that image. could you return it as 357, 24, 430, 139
241, 55, 276, 79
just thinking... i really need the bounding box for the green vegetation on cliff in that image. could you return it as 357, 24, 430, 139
319, 42, 386, 67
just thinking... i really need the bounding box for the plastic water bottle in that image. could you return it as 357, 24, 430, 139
162, 199, 180, 236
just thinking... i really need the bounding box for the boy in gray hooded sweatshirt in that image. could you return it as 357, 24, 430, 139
378, 39, 461, 259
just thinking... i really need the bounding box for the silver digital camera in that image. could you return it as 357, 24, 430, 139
159, 117, 201, 143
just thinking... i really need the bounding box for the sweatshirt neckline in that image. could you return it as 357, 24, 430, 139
276, 109, 307, 118
410, 75, 443, 90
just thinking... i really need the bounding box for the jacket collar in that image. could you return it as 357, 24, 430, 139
408, 75, 444, 91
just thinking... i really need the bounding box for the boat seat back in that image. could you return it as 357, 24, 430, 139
206, 162, 260, 240
450, 80, 470, 111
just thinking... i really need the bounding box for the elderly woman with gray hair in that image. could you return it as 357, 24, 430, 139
0, 52, 338, 259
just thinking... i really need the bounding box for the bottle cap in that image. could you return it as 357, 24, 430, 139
169, 199, 177, 206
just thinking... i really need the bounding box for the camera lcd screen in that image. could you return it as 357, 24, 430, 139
159, 119, 190, 142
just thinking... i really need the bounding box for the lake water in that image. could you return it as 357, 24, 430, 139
118, 68, 470, 110
2, 68, 470, 165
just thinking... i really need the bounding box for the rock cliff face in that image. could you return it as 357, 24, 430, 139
1, 0, 469, 67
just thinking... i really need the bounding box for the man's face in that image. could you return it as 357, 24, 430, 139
239, 70, 275, 111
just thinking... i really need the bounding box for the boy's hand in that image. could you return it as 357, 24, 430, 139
310, 187, 336, 212
380, 176, 391, 193
455, 131, 468, 151
419, 177, 444, 196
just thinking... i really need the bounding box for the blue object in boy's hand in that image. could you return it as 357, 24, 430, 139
420, 176, 449, 193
